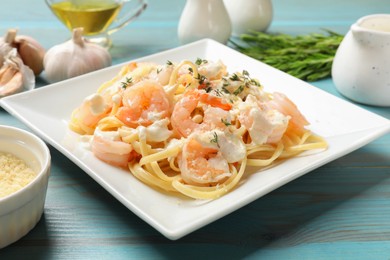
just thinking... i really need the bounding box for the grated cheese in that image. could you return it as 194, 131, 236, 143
0, 152, 37, 198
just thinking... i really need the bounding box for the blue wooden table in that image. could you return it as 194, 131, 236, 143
1, 0, 390, 259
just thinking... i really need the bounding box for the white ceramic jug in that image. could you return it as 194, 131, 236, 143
223, 0, 273, 36
332, 14, 390, 106
178, 0, 232, 44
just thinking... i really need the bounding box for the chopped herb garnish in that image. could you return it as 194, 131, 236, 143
157, 68, 162, 74
229, 73, 240, 81
195, 74, 207, 85
210, 132, 219, 147
233, 85, 245, 95
221, 118, 231, 126
166, 60, 173, 66
250, 78, 261, 86
241, 70, 261, 87
213, 89, 223, 97
221, 85, 230, 94
121, 77, 133, 89
199, 75, 206, 84
188, 67, 193, 73
226, 70, 261, 88
195, 58, 208, 65
195, 58, 202, 65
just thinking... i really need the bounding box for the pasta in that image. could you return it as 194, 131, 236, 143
69, 58, 327, 199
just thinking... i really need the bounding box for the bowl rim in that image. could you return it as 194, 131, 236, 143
0, 125, 51, 204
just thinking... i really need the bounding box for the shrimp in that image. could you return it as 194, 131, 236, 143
91, 130, 135, 168
266, 92, 309, 133
178, 135, 231, 185
238, 94, 289, 145
199, 92, 232, 111
202, 106, 231, 130
71, 93, 111, 134
98, 62, 169, 109
171, 90, 232, 137
116, 80, 171, 128
147, 63, 174, 86
97, 62, 147, 109
197, 59, 227, 80
239, 105, 274, 145
265, 110, 290, 144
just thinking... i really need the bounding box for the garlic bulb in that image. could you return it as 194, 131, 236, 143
0, 48, 35, 97
43, 28, 112, 83
1, 29, 46, 76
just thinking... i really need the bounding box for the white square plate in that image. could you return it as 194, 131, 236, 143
1, 39, 390, 240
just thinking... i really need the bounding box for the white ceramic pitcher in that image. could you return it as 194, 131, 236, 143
223, 0, 273, 36
332, 14, 390, 106
178, 0, 232, 44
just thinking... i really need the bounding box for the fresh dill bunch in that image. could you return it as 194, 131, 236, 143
231, 30, 344, 81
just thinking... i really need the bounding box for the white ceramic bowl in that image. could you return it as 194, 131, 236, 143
0, 125, 50, 249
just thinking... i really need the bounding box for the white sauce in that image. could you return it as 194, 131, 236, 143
198, 60, 225, 79
94, 128, 121, 141
112, 94, 122, 105
147, 111, 165, 122
85, 93, 107, 116
194, 130, 246, 163
215, 131, 246, 163
143, 118, 172, 142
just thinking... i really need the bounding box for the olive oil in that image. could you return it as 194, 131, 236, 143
50, 1, 122, 35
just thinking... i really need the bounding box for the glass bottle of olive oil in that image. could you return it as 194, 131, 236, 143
50, 1, 122, 36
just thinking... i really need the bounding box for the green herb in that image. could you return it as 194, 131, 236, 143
213, 89, 223, 97
233, 85, 245, 95
195, 58, 208, 65
195, 74, 207, 85
121, 77, 133, 89
241, 70, 261, 87
166, 60, 173, 66
229, 73, 240, 81
221, 118, 231, 126
231, 30, 343, 81
242, 70, 250, 77
205, 86, 212, 93
221, 85, 230, 94
227, 70, 260, 88
210, 132, 219, 147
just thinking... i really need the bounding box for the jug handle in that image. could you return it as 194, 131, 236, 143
107, 0, 147, 35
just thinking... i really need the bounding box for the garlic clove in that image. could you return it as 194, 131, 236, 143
0, 66, 23, 97
1, 29, 46, 76
15, 37, 46, 76
0, 48, 35, 97
0, 65, 18, 84
43, 27, 112, 83
0, 45, 12, 68
0, 36, 13, 67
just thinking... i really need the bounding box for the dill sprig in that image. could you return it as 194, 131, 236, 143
231, 30, 344, 81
